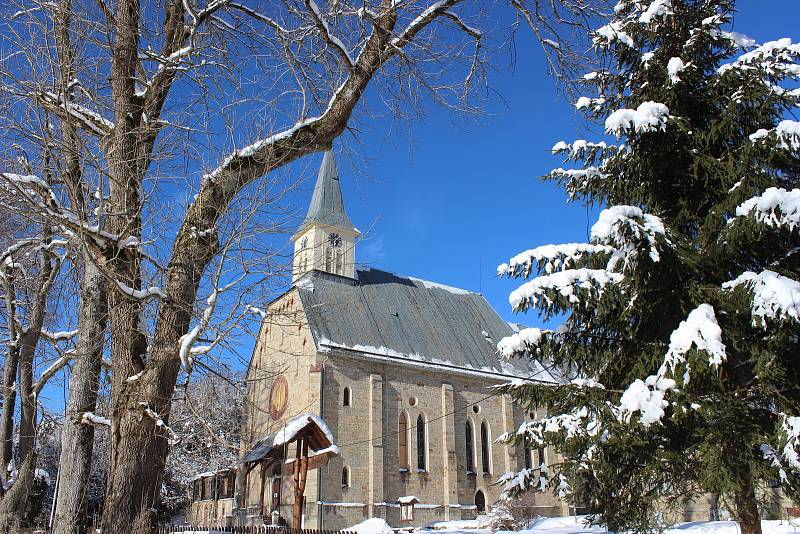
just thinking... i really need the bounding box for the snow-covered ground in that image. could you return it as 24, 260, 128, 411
371, 515, 800, 534
171, 516, 800, 534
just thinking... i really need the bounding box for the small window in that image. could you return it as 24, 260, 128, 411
342, 386, 351, 407
465, 420, 475, 473
417, 414, 427, 471
399, 411, 409, 469
537, 447, 547, 471
480, 421, 491, 475
341, 466, 350, 488
524, 445, 532, 470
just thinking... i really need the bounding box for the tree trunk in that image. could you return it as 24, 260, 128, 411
100, 224, 215, 533
734, 473, 762, 534
0, 268, 19, 476
0, 330, 41, 531
52, 260, 107, 534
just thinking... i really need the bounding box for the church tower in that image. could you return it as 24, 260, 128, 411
292, 150, 359, 281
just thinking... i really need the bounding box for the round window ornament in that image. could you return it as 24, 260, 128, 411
409, 397, 418, 407
472, 405, 480, 414
269, 375, 289, 421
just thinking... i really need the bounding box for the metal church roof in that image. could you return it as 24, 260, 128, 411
300, 150, 357, 234
295, 268, 562, 383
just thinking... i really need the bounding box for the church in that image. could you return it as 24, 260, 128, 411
189, 150, 568, 529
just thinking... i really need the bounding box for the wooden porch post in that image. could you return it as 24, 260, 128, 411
292, 437, 309, 528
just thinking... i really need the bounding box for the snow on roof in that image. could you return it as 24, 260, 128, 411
296, 268, 560, 383
273, 413, 334, 447
398, 495, 420, 504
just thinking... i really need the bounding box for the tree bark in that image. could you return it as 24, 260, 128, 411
734, 471, 762, 534
52, 260, 107, 534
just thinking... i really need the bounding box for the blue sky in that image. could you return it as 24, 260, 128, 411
289, 1, 800, 330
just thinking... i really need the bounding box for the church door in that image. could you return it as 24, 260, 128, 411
271, 477, 282, 514
475, 490, 486, 513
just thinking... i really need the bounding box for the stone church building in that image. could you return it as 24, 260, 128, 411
230, 151, 567, 530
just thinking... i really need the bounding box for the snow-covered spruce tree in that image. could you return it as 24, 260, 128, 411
496, 2, 800, 534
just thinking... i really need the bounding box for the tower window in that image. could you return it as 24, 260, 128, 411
342, 386, 351, 407
416, 414, 427, 471
341, 466, 350, 488
465, 420, 475, 473
480, 421, 491, 475
325, 247, 333, 272
335, 250, 343, 275
524, 445, 532, 470
537, 447, 547, 471
399, 411, 409, 470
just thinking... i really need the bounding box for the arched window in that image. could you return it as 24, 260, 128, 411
475, 490, 486, 513
342, 386, 351, 407
465, 420, 475, 473
537, 447, 547, 471
416, 414, 427, 471
480, 421, 491, 475
341, 466, 349, 488
524, 445, 532, 470
335, 250, 343, 274
399, 411, 409, 470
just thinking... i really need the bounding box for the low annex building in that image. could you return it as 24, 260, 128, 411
228, 150, 567, 530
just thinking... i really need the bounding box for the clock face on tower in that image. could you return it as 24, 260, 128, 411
328, 232, 342, 248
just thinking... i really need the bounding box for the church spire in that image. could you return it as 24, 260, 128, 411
301, 150, 356, 234
292, 150, 358, 281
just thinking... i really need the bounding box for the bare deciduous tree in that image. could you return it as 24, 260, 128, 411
1, 0, 489, 531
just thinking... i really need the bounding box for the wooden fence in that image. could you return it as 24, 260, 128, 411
156, 526, 357, 534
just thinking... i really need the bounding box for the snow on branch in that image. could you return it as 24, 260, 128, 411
780, 415, 800, 473
662, 303, 726, 372
749, 121, 800, 154
391, 0, 457, 48
618, 304, 724, 428
113, 279, 167, 301
139, 402, 179, 445
637, 0, 672, 25
593, 21, 634, 49
734, 187, 800, 232
498, 243, 612, 278
39, 91, 114, 137
618, 376, 673, 427
496, 327, 547, 358
717, 38, 800, 77
41, 329, 78, 342
306, 0, 355, 67
509, 269, 623, 311
723, 270, 800, 326
551, 140, 611, 159
605, 102, 670, 137
591, 205, 667, 267
33, 354, 74, 398
81, 412, 111, 427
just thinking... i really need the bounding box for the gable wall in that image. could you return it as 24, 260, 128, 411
239, 288, 324, 525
